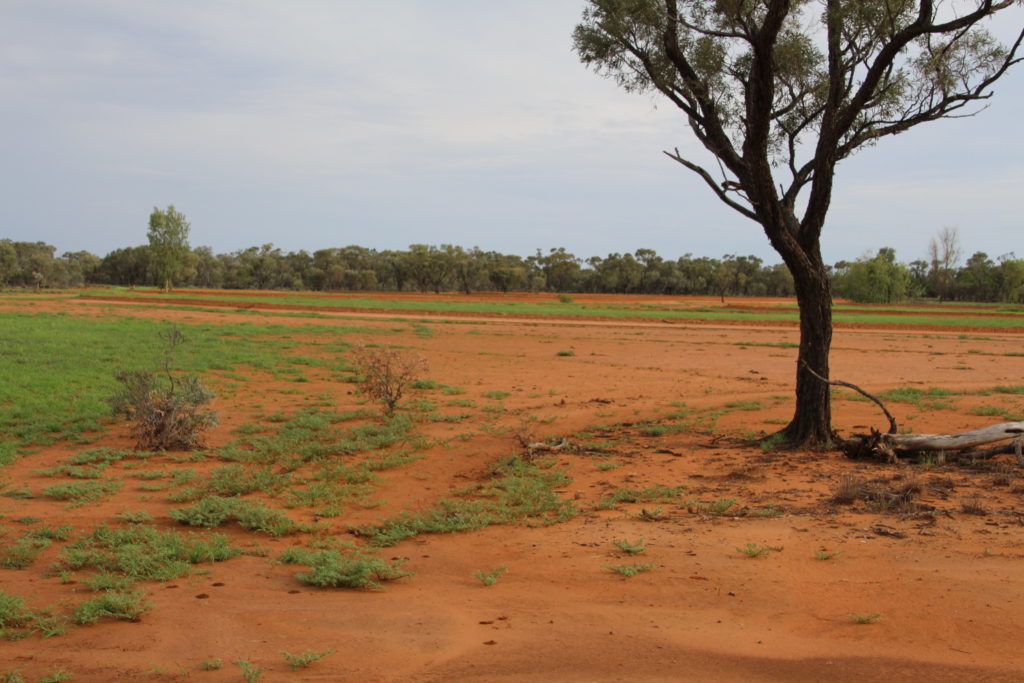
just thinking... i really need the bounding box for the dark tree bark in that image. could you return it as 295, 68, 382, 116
783, 253, 834, 444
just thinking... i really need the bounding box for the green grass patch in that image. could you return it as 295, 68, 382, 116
56, 524, 241, 583
351, 455, 575, 546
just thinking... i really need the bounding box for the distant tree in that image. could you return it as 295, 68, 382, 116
538, 248, 583, 292
956, 251, 998, 301
929, 227, 962, 301
0, 240, 18, 286
996, 254, 1024, 303
10, 241, 56, 288
191, 246, 225, 288
834, 248, 911, 303
147, 205, 191, 291
98, 246, 152, 287
575, 0, 1024, 446
60, 250, 101, 287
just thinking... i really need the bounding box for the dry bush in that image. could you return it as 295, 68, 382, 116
830, 475, 865, 505
351, 345, 427, 416
108, 328, 217, 450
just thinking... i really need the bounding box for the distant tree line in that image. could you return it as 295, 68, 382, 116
1, 237, 1021, 303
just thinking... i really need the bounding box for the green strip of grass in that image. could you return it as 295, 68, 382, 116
76, 291, 1024, 327
0, 312, 371, 450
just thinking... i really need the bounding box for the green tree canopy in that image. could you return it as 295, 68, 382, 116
147, 205, 191, 291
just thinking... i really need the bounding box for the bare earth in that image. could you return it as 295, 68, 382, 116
2, 292, 1022, 682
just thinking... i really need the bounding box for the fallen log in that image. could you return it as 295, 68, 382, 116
801, 366, 1024, 466
840, 426, 1024, 465
881, 422, 1024, 452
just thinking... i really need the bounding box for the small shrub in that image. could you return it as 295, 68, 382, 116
829, 475, 865, 505
73, 590, 151, 624
961, 496, 988, 515
848, 612, 883, 624
814, 549, 844, 561
350, 345, 427, 416
473, 565, 508, 586
605, 563, 656, 577
555, 349, 575, 357
736, 543, 778, 558
108, 327, 217, 450
235, 659, 264, 683
294, 551, 411, 589
281, 649, 335, 670
612, 538, 646, 555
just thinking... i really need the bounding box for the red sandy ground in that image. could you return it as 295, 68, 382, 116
1, 292, 1023, 682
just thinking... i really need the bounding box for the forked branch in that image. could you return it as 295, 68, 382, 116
800, 360, 898, 434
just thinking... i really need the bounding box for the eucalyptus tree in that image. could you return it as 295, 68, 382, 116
147, 205, 191, 291
575, 0, 1023, 445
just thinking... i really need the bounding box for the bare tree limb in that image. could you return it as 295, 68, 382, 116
800, 360, 898, 434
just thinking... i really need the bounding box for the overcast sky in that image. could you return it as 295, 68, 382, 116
1, 1, 1021, 266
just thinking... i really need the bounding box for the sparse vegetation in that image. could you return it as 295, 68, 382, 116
848, 613, 883, 624
281, 649, 335, 670
612, 538, 646, 554
736, 543, 779, 558
814, 549, 844, 561
473, 565, 509, 586
605, 563, 656, 577
108, 327, 218, 450
351, 345, 427, 416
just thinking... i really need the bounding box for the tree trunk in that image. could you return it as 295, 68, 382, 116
777, 250, 835, 446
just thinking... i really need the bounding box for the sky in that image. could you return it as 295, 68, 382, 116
1, 1, 1022, 267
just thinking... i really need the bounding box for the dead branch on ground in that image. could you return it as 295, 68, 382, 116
802, 364, 1024, 466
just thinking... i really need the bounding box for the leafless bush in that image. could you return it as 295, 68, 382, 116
830, 475, 865, 505
350, 345, 427, 416
108, 327, 217, 450
960, 495, 988, 516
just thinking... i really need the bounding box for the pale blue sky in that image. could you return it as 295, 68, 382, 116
1, 1, 1021, 266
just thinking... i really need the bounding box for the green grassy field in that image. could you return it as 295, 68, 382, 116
69, 288, 1024, 328
0, 312, 385, 453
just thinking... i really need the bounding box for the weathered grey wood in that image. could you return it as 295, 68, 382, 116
882, 423, 1024, 452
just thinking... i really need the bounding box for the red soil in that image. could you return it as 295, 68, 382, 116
1, 292, 1022, 681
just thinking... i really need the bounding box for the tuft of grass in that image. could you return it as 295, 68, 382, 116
473, 565, 508, 586
57, 524, 241, 583
482, 390, 510, 400
829, 475, 865, 505
814, 549, 844, 561
170, 496, 299, 536
73, 591, 151, 624
848, 612, 883, 624
0, 536, 52, 570
115, 509, 154, 524
235, 659, 264, 683
42, 479, 123, 507
555, 349, 576, 357
598, 484, 684, 509
289, 550, 411, 590
0, 590, 66, 639
200, 658, 223, 671
692, 497, 736, 516
353, 455, 575, 546
281, 649, 335, 670
723, 400, 763, 411
612, 538, 646, 555
605, 563, 656, 577
736, 543, 779, 558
